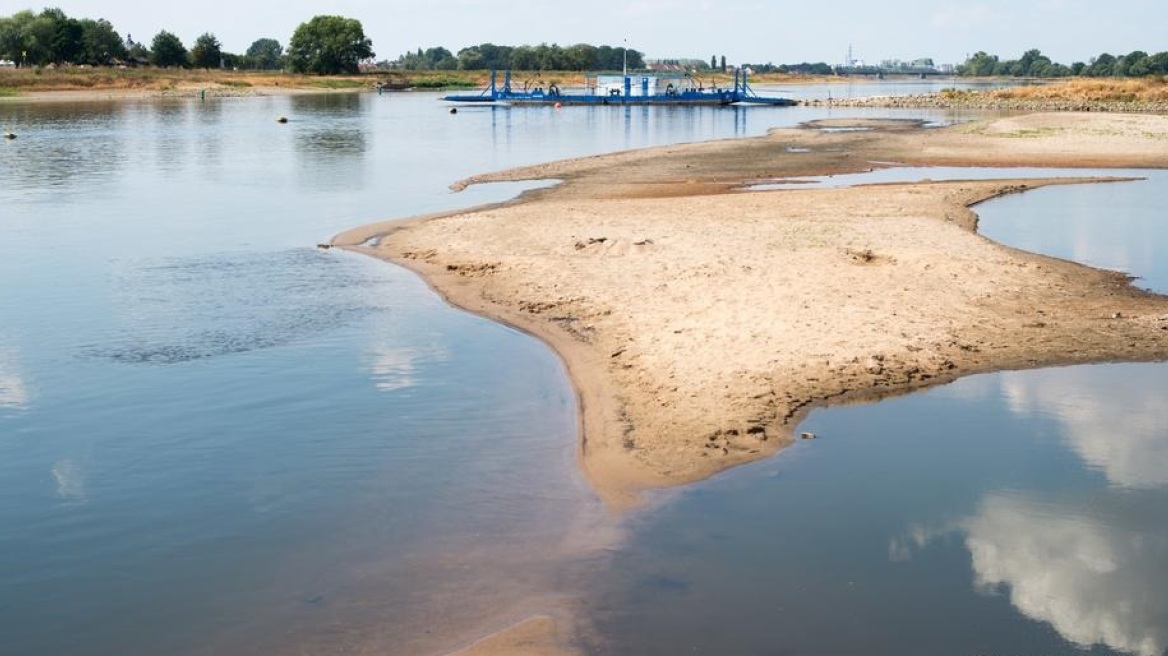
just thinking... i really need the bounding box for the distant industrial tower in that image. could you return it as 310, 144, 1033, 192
844, 44, 862, 68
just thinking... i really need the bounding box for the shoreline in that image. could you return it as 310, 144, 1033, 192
333, 112, 1168, 653
5, 76, 1166, 113
805, 93, 1168, 113
337, 112, 1168, 509
0, 84, 365, 104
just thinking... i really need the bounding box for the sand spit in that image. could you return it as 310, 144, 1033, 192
332, 111, 1168, 656
337, 112, 1168, 509
449, 616, 578, 656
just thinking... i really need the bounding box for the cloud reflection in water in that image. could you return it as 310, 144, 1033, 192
0, 346, 30, 409
1000, 366, 1168, 489
894, 492, 1168, 656
968, 494, 1167, 656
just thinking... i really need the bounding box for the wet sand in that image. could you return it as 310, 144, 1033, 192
333, 112, 1168, 653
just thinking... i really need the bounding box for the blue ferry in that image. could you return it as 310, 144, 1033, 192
443, 69, 796, 107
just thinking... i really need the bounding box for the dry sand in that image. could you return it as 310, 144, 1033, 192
333, 111, 1168, 654
449, 616, 578, 656
338, 112, 1168, 508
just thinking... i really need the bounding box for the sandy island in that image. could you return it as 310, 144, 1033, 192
333, 111, 1168, 653
336, 112, 1168, 508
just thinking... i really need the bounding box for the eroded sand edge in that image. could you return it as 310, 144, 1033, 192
333, 112, 1168, 654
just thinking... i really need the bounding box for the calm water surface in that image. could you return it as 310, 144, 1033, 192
585, 173, 1168, 655
3, 87, 1160, 655
0, 88, 971, 655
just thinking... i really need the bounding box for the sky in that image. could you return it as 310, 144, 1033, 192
1, 0, 1165, 66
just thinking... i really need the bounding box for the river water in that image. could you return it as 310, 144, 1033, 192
584, 172, 1168, 656
1, 87, 1164, 655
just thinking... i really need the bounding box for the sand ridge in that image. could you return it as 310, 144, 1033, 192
338, 113, 1168, 509
330, 112, 1168, 654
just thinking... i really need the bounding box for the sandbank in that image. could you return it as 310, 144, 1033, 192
337, 112, 1168, 512
334, 112, 1168, 655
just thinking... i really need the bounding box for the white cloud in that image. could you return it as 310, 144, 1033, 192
964, 494, 1167, 656
367, 339, 448, 393
370, 347, 421, 392
0, 347, 29, 410
52, 459, 88, 503
888, 522, 957, 562
894, 493, 1168, 656
999, 366, 1168, 489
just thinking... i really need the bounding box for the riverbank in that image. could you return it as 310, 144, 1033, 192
336, 112, 1168, 514
810, 77, 1168, 112
0, 67, 819, 101
0, 68, 471, 101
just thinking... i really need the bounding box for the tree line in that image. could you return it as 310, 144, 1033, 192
744, 48, 1168, 79
389, 42, 645, 72
959, 48, 1168, 77
0, 8, 373, 74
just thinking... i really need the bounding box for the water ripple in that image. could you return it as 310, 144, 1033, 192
81, 249, 391, 365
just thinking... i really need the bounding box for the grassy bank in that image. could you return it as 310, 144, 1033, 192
12, 67, 1159, 104
0, 67, 487, 95
813, 77, 1168, 112
0, 66, 844, 97
983, 77, 1168, 103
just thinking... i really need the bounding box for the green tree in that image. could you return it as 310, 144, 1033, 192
711, 54, 717, 69
287, 15, 373, 74
593, 45, 614, 69
150, 30, 187, 67
1123, 50, 1150, 77
565, 43, 596, 71
393, 47, 424, 70
475, 43, 512, 70
245, 38, 283, 70
959, 51, 999, 77
509, 45, 537, 70
190, 32, 222, 68
1017, 49, 1052, 77
15, 9, 61, 65
720, 55, 726, 70
39, 8, 83, 63
1086, 53, 1115, 77
78, 18, 127, 65
626, 48, 645, 70
423, 46, 457, 70
1148, 52, 1168, 75
221, 52, 243, 69
457, 45, 485, 70
533, 43, 558, 70
0, 11, 36, 63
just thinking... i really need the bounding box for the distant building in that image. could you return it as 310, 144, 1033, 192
879, 57, 940, 74
646, 58, 710, 72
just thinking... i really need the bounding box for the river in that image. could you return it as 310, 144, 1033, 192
1, 85, 1163, 655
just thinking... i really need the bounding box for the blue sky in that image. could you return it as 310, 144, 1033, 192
1, 0, 1164, 66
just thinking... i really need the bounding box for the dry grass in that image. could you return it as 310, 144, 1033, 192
0, 67, 856, 96
987, 77, 1168, 103
0, 68, 378, 92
